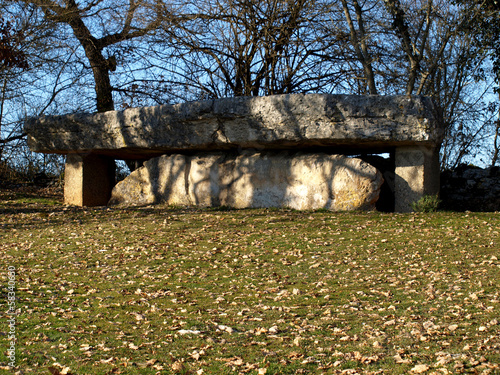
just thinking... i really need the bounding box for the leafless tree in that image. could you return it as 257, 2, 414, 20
2, 0, 499, 174
339, 0, 378, 94
10, 0, 165, 113
156, 0, 345, 99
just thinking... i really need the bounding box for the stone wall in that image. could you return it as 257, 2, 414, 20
441, 166, 500, 212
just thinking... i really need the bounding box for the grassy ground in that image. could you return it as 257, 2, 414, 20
1, 187, 499, 374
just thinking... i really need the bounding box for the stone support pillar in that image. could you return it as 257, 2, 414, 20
64, 154, 115, 206
394, 146, 440, 212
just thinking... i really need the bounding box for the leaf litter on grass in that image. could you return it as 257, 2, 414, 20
0, 189, 499, 374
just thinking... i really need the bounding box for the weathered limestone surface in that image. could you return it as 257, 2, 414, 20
24, 94, 443, 211
109, 152, 384, 211
394, 146, 440, 212
25, 94, 442, 158
64, 154, 115, 206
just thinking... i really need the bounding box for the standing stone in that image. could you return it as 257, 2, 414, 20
64, 154, 115, 206
394, 146, 440, 212
109, 152, 384, 211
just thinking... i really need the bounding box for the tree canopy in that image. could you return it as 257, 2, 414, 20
1, 0, 499, 173
0, 17, 28, 69
455, 0, 500, 83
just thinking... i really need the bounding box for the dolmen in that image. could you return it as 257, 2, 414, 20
24, 94, 444, 212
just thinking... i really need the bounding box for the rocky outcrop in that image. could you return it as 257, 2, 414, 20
109, 152, 384, 211
25, 94, 442, 159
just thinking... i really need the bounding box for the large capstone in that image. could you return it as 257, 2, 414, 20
108, 152, 384, 211
25, 94, 442, 159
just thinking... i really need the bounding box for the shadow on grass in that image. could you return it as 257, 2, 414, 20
0, 190, 348, 231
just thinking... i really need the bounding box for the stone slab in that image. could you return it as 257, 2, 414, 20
25, 94, 443, 159
394, 146, 440, 212
64, 154, 115, 206
108, 152, 384, 211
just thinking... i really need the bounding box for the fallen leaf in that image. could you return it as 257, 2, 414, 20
288, 351, 303, 359
372, 341, 383, 349
217, 324, 235, 333
293, 337, 301, 346
191, 352, 201, 361
394, 354, 411, 364
411, 364, 429, 373
171, 361, 184, 372
178, 329, 201, 335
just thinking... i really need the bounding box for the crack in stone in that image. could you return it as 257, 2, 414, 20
211, 118, 230, 144
184, 156, 193, 205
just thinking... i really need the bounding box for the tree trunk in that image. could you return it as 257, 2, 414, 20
352, 0, 377, 95
341, 0, 378, 95
64, 11, 114, 112
91, 58, 114, 113
491, 92, 500, 168
383, 0, 419, 95
0, 77, 6, 163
